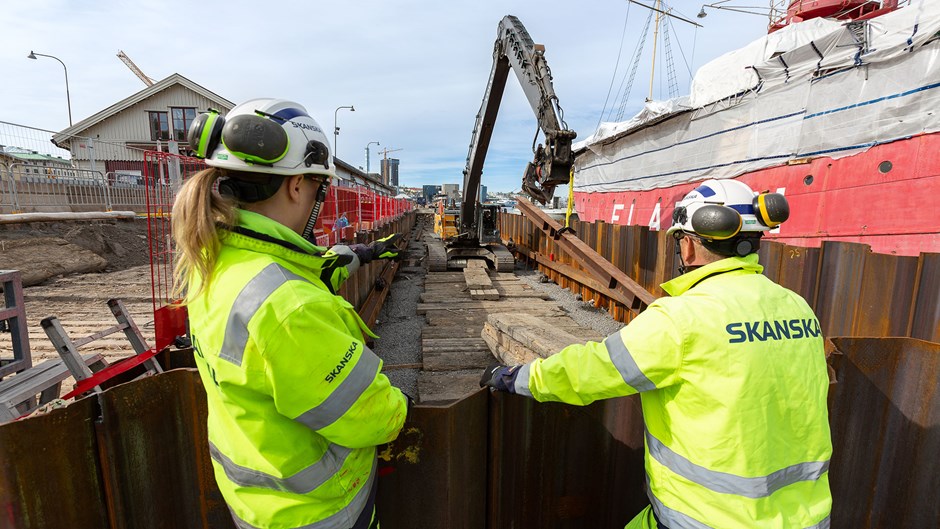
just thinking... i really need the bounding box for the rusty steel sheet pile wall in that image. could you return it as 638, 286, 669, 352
500, 213, 939, 342
827, 338, 940, 528
0, 370, 234, 529
1, 338, 939, 528
486, 392, 647, 528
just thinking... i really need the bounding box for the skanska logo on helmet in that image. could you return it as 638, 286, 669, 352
291, 122, 322, 133
726, 318, 821, 343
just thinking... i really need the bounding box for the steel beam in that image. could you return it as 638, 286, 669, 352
515, 198, 656, 315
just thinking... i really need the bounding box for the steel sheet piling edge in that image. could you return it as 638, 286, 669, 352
910, 253, 940, 343
376, 388, 488, 529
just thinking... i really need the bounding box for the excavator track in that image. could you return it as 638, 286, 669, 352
491, 244, 515, 272
427, 237, 448, 272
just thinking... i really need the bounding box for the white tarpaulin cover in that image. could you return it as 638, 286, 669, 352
576, 0, 940, 193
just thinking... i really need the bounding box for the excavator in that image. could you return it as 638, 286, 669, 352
430, 15, 577, 271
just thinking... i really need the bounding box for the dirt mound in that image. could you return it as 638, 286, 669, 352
0, 237, 108, 286
0, 218, 152, 285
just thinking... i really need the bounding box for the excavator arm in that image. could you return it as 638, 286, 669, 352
460, 15, 577, 237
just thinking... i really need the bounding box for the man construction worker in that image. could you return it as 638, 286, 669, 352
481, 179, 832, 529
172, 98, 407, 529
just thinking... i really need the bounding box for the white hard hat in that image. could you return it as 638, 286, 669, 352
667, 179, 789, 239
187, 98, 335, 180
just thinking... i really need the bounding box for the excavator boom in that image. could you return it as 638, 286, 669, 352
430, 15, 574, 272
461, 15, 576, 238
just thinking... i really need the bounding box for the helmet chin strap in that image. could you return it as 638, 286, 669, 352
301, 178, 329, 244
675, 237, 689, 275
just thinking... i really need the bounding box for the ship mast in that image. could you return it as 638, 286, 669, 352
647, 0, 662, 102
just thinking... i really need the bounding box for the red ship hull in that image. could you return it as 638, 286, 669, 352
573, 133, 940, 256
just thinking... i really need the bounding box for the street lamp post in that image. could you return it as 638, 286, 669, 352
27, 51, 72, 127
365, 141, 380, 173
333, 105, 355, 163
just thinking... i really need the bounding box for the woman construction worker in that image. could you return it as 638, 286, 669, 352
482, 180, 832, 529
173, 98, 408, 529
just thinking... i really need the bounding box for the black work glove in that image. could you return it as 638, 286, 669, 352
480, 363, 521, 393
351, 233, 403, 264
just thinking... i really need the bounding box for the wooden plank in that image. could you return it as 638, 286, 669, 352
464, 265, 493, 291
423, 349, 494, 371
418, 371, 482, 403
424, 274, 469, 283
422, 338, 489, 353
469, 288, 500, 301
487, 313, 593, 358
481, 324, 539, 365
421, 327, 483, 338
425, 313, 489, 327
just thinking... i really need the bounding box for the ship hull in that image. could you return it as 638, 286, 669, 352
574, 132, 940, 256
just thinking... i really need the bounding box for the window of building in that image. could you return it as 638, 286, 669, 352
149, 111, 169, 141
171, 107, 197, 141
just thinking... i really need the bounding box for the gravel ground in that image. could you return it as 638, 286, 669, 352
370, 238, 427, 401
515, 263, 625, 338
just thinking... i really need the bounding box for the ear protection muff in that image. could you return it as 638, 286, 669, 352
187, 109, 224, 159
220, 114, 290, 165
690, 204, 743, 240
753, 192, 790, 228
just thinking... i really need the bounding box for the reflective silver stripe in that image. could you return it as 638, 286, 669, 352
604, 332, 656, 392
650, 489, 831, 529
220, 263, 309, 366
295, 344, 381, 430
328, 244, 360, 274
209, 442, 351, 495
513, 363, 533, 397
229, 457, 377, 529
646, 430, 830, 499
649, 489, 716, 529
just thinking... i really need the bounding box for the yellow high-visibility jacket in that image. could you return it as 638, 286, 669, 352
514, 254, 832, 529
186, 210, 407, 529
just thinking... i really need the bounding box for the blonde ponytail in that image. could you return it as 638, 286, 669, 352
172, 168, 237, 301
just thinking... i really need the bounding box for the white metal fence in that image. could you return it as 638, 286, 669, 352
1, 121, 148, 213
0, 164, 148, 213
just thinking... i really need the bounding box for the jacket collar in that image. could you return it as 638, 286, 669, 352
661, 254, 763, 297
222, 209, 333, 271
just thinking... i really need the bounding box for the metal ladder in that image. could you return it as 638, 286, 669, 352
41, 299, 163, 398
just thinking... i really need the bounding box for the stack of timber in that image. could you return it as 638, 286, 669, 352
482, 313, 603, 364
464, 260, 499, 300
417, 266, 560, 402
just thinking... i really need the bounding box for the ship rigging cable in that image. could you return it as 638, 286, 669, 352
596, 0, 633, 132
614, 9, 654, 121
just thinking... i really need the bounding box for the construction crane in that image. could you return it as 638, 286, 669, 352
376, 147, 403, 185
117, 50, 155, 87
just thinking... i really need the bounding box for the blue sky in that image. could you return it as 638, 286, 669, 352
1, 0, 769, 192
